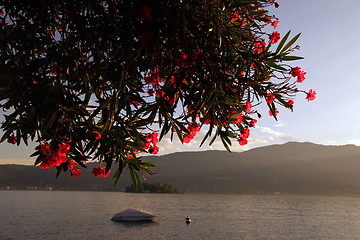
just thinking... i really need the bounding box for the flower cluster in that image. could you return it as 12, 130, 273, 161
269, 31, 280, 44
7, 136, 17, 144
143, 132, 159, 154
239, 128, 251, 146
183, 122, 201, 143
92, 166, 110, 177
68, 160, 82, 178
2, 0, 317, 184
37, 142, 71, 169
290, 67, 306, 83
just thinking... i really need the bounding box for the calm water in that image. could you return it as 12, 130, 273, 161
1, 191, 360, 240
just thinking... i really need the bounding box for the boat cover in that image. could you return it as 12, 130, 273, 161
111, 208, 157, 221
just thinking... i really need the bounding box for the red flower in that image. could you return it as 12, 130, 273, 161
137, 4, 152, 20
182, 122, 200, 143
174, 53, 189, 67
289, 67, 307, 82
245, 101, 252, 113
238, 138, 248, 146
271, 20, 279, 29
239, 127, 251, 145
229, 12, 239, 22
142, 132, 159, 154
148, 145, 159, 154
269, 108, 279, 116
146, 132, 159, 144
234, 113, 243, 124
35, 142, 52, 155
269, 31, 280, 44
266, 93, 275, 104
68, 161, 82, 178
289, 67, 301, 77
296, 71, 306, 83
94, 131, 101, 140
201, 118, 211, 125
306, 89, 316, 101
254, 41, 266, 54
38, 142, 70, 169
145, 69, 162, 86
286, 99, 294, 108
240, 128, 250, 139
250, 119, 257, 128
7, 136, 17, 144
92, 166, 110, 177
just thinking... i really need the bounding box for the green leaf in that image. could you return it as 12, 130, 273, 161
280, 33, 301, 54
199, 126, 213, 147
275, 30, 291, 53
267, 61, 287, 71
55, 165, 63, 179
0, 128, 13, 143
281, 55, 304, 61
220, 136, 231, 152
29, 151, 41, 157
113, 167, 123, 187
34, 155, 43, 166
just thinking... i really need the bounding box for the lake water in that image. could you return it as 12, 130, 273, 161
1, 191, 360, 240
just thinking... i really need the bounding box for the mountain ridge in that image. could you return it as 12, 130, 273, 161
2, 141, 360, 195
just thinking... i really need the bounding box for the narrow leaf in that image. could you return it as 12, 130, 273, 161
280, 33, 301, 54
275, 30, 291, 53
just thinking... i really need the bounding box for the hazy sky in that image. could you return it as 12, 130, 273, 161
1, 0, 359, 164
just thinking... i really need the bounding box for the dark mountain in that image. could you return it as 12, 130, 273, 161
2, 142, 360, 195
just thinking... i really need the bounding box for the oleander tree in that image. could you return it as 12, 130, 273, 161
0, 0, 315, 187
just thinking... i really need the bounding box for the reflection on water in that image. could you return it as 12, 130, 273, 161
1, 191, 360, 240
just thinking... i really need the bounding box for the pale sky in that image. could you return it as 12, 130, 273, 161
1, 0, 360, 165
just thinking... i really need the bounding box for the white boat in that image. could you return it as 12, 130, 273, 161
111, 208, 158, 221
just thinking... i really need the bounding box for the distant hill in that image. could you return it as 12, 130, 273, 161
2, 142, 360, 195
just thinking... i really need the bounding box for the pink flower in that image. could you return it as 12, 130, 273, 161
266, 93, 275, 104
92, 166, 110, 177
306, 89, 316, 101
245, 101, 252, 113
269, 31, 280, 44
